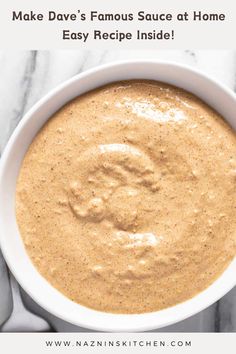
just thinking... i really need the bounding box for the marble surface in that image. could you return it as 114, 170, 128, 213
0, 49, 236, 332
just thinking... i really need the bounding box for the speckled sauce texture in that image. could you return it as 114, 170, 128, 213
16, 80, 236, 314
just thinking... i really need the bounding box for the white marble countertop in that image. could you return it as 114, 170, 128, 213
0, 49, 235, 332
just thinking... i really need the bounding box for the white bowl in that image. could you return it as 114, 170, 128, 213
0, 60, 235, 332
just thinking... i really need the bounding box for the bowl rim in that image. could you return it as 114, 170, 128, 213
0, 59, 236, 332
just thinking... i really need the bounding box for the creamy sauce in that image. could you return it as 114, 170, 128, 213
16, 80, 236, 314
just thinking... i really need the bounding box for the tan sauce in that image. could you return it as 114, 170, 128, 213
16, 80, 236, 313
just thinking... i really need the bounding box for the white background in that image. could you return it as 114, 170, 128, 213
0, 0, 235, 49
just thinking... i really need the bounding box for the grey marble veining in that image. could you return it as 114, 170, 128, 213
0, 49, 235, 332
0, 251, 12, 325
